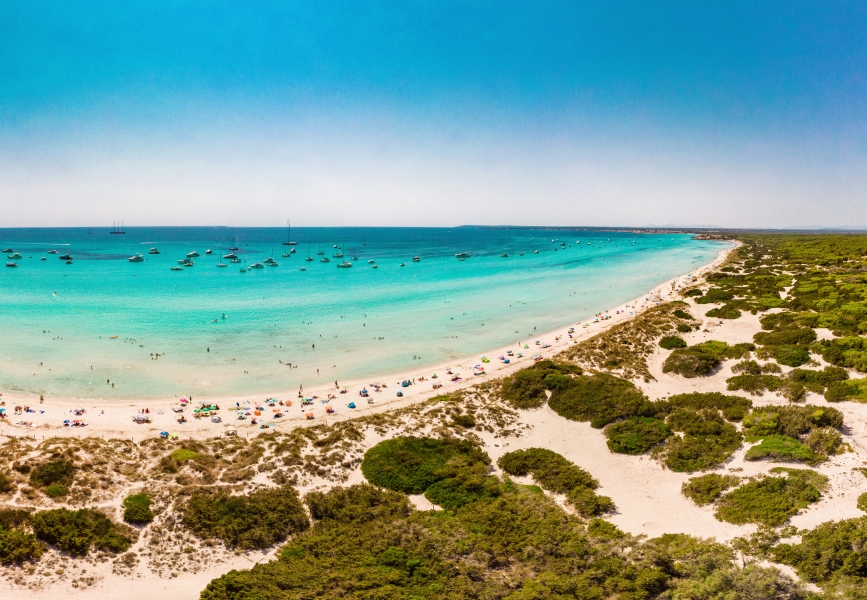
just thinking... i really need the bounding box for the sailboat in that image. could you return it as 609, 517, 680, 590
333, 244, 344, 258
282, 221, 297, 246
110, 221, 126, 235
305, 246, 314, 262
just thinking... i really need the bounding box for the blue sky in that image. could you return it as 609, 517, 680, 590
2, 1, 866, 227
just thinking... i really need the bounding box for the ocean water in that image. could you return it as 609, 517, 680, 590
0, 227, 728, 400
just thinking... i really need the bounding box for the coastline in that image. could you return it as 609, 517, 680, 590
0, 244, 734, 441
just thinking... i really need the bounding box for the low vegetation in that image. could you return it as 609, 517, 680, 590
123, 492, 155, 524
656, 410, 742, 472
662, 341, 753, 378
681, 473, 740, 505
548, 372, 655, 428
741, 405, 844, 464
714, 468, 827, 526
659, 335, 687, 350
499, 359, 582, 409
498, 448, 614, 516
31, 508, 135, 556
604, 417, 671, 454
182, 485, 309, 550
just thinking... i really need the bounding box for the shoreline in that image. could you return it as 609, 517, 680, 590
0, 245, 733, 441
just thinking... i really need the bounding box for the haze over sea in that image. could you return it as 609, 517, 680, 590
0, 227, 727, 400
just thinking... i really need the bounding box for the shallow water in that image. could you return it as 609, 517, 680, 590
0, 227, 727, 399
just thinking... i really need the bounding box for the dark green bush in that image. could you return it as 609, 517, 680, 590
742, 405, 844, 441
696, 288, 734, 304
714, 468, 827, 526
858, 493, 867, 513
0, 473, 12, 494
500, 360, 582, 409
681, 474, 740, 505
825, 379, 867, 403
0, 527, 43, 564
659, 336, 687, 350
183, 485, 308, 550
29, 460, 75, 488
123, 493, 155, 524
662, 341, 737, 378
676, 323, 692, 333
361, 436, 490, 495
683, 288, 703, 297
605, 417, 671, 454
673, 309, 693, 320
306, 484, 410, 524
657, 410, 742, 472
667, 392, 752, 421
773, 516, 867, 584
44, 484, 68, 499
754, 328, 817, 347
31, 508, 134, 556
498, 448, 613, 517
770, 345, 812, 367
548, 373, 654, 428
726, 374, 783, 396
706, 304, 742, 319
0, 509, 31, 530
732, 359, 762, 375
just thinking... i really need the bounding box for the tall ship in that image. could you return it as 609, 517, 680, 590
282, 220, 297, 246
110, 221, 126, 234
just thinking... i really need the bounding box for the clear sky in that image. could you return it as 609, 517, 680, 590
1, 1, 866, 228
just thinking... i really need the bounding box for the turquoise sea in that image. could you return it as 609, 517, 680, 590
0, 227, 728, 400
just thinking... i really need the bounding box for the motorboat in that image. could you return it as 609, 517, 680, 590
534, 250, 539, 254
263, 256, 277, 265
7, 252, 22, 259
128, 254, 145, 262
148, 247, 160, 254
290, 247, 296, 253
65, 260, 73, 264
6, 262, 17, 268
205, 249, 212, 254
320, 257, 330, 263
249, 262, 264, 269
179, 258, 194, 267
519, 252, 524, 256
266, 261, 278, 267
367, 259, 375, 264
230, 258, 241, 263
305, 256, 314, 262
40, 257, 46, 260
412, 256, 420, 262
223, 253, 238, 259
170, 266, 183, 271
337, 262, 352, 268
47, 250, 59, 254
59, 254, 73, 260
187, 251, 200, 257
500, 253, 509, 257
282, 252, 292, 257
372, 264, 378, 269
1, 248, 13, 253
399, 263, 405, 267
240, 268, 248, 272
455, 251, 470, 258
300, 267, 306, 271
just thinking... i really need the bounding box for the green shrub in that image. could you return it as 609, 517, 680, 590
666, 392, 752, 421
306, 484, 410, 524
726, 374, 783, 395
772, 516, 867, 584
498, 448, 613, 517
659, 336, 687, 350
676, 323, 692, 333
171, 448, 202, 462
770, 345, 812, 367
548, 373, 654, 428
0, 473, 12, 494
29, 460, 75, 488
858, 493, 867, 513
805, 427, 843, 456
662, 342, 735, 378
696, 288, 734, 304
742, 405, 844, 440
31, 508, 134, 556
44, 484, 68, 499
182, 485, 309, 550
754, 328, 817, 347
706, 304, 742, 319
0, 509, 31, 530
123, 493, 155, 524
673, 309, 693, 320
825, 378, 867, 403
499, 360, 582, 409
714, 469, 827, 526
657, 410, 742, 472
732, 359, 762, 375
682, 474, 740, 505
744, 435, 818, 465
605, 417, 671, 454
0, 527, 43, 564
684, 288, 703, 297
361, 436, 490, 495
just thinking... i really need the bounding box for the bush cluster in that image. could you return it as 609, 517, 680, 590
182, 485, 309, 550
0, 509, 42, 564
659, 336, 687, 350
714, 468, 827, 526
499, 360, 581, 409
123, 492, 155, 524
773, 516, 867, 587
29, 460, 75, 498
498, 448, 613, 516
741, 405, 844, 464
681, 473, 740, 505
548, 373, 655, 428
31, 508, 134, 556
604, 417, 671, 454
662, 341, 753, 378
657, 410, 742, 472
